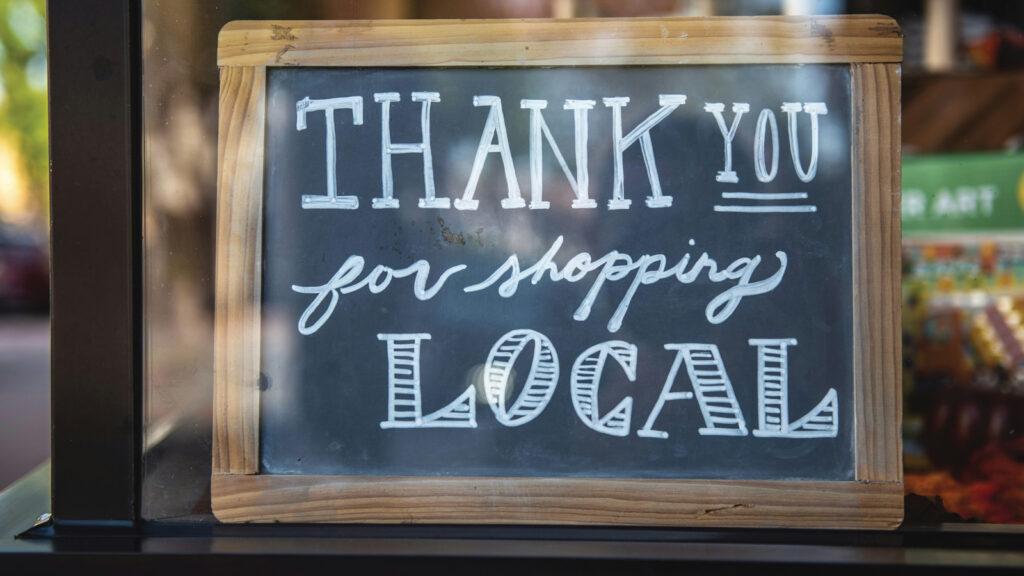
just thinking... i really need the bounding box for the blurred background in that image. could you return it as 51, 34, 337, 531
0, 0, 48, 491
3, 0, 1024, 525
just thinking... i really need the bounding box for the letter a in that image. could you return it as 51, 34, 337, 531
638, 344, 747, 438
455, 96, 524, 210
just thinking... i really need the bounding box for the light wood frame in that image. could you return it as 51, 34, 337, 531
214, 17, 903, 528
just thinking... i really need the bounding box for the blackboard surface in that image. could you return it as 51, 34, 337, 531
259, 65, 853, 481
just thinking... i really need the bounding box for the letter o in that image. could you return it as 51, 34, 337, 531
484, 329, 559, 427
754, 108, 779, 183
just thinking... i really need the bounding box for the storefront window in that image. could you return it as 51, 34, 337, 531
141, 0, 1024, 525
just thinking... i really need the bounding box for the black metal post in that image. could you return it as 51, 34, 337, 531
47, 0, 140, 526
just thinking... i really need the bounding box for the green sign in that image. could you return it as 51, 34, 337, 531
902, 152, 1024, 235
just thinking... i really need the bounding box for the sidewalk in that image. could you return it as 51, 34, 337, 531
0, 314, 49, 490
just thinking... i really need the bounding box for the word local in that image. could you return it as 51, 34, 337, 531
295, 92, 829, 211
376, 329, 838, 440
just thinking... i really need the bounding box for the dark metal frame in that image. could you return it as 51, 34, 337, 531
26, 0, 1024, 570
48, 0, 141, 525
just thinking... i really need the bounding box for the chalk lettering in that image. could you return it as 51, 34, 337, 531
485, 329, 559, 427
521, 99, 596, 209
296, 96, 363, 209
292, 257, 466, 336
603, 95, 686, 209
705, 102, 750, 184
782, 102, 828, 183
750, 338, 837, 438
571, 341, 637, 437
378, 333, 478, 429
456, 96, 523, 210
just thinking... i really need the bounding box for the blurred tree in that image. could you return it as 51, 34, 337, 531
0, 0, 47, 220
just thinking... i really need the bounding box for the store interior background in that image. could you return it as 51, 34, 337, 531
1, 0, 1023, 525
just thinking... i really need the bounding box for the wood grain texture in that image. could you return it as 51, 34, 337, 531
213, 66, 266, 475
217, 16, 902, 67
212, 474, 903, 529
851, 63, 903, 485
212, 19, 904, 528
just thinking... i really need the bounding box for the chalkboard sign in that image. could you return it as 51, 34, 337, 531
214, 17, 903, 529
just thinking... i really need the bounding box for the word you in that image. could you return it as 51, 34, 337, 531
376, 330, 838, 440
295, 92, 829, 211
292, 236, 788, 335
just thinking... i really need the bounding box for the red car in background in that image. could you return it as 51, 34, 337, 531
0, 221, 48, 311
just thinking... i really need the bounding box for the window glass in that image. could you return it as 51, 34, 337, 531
142, 0, 1024, 525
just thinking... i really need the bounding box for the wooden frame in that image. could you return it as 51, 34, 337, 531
213, 17, 903, 528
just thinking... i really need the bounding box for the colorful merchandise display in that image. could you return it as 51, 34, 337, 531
902, 152, 1024, 523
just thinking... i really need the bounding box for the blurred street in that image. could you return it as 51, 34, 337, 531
0, 314, 49, 490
